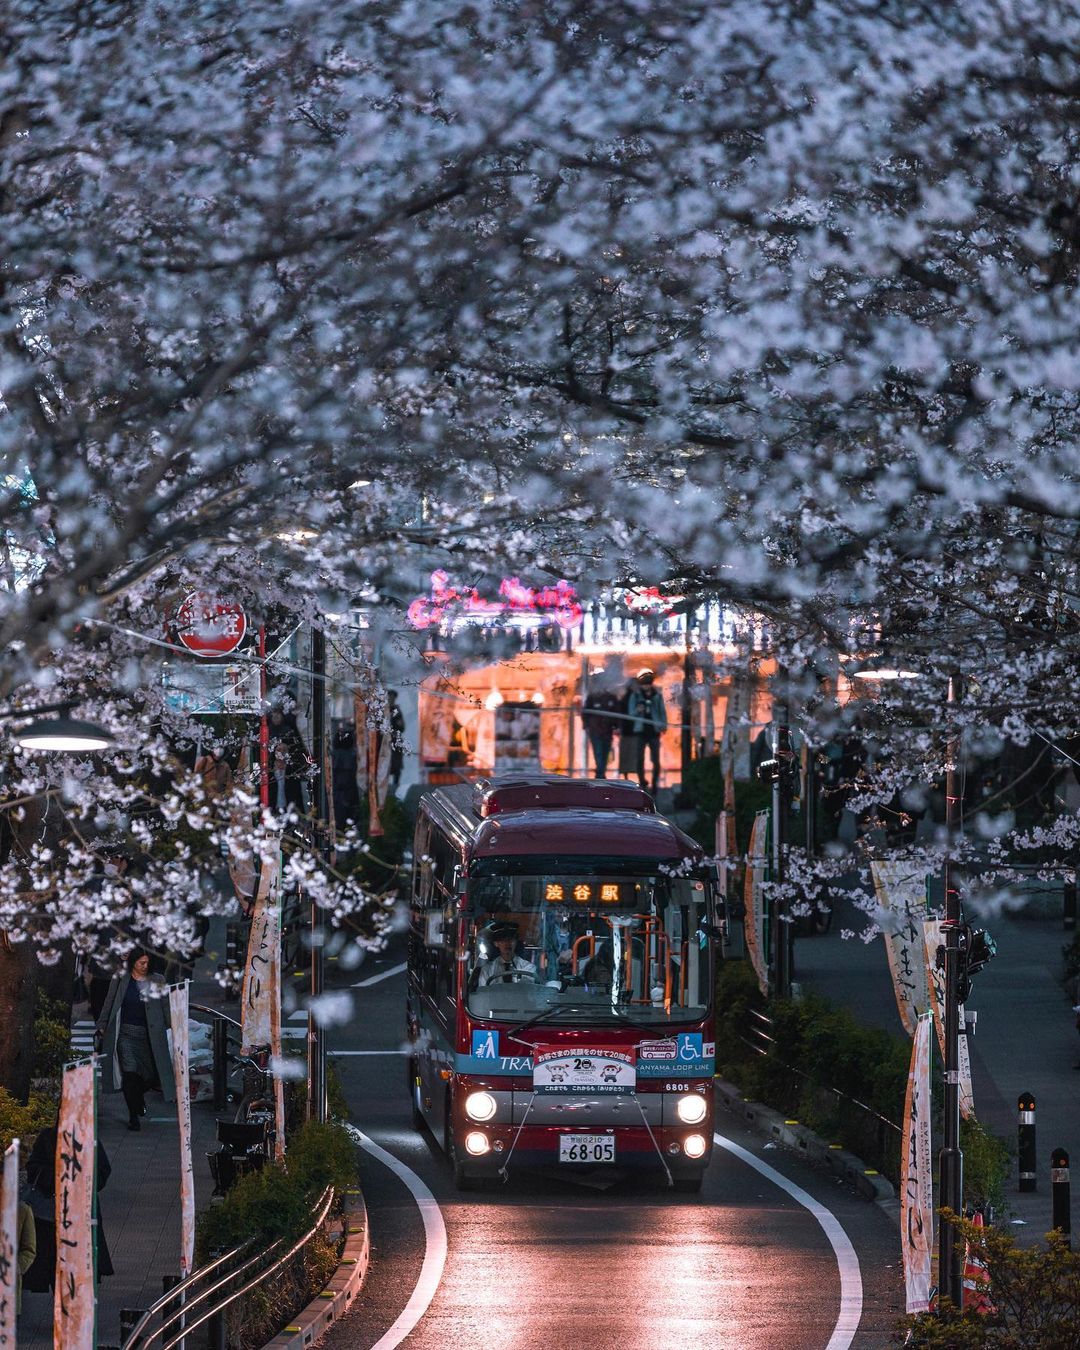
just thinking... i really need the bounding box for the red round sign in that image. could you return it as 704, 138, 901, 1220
174, 592, 247, 658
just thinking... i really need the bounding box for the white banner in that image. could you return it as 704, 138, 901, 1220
241, 849, 282, 1055
169, 983, 195, 1277
872, 860, 929, 1037
923, 920, 975, 1119
54, 1061, 95, 1350
901, 1013, 934, 1315
744, 811, 769, 995
269, 917, 286, 1162
1, 1138, 18, 1348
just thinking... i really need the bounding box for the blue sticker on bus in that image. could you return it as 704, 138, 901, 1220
471, 1030, 500, 1059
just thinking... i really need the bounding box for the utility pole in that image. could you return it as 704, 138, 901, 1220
771, 708, 793, 1000
939, 673, 963, 1308
307, 625, 328, 1124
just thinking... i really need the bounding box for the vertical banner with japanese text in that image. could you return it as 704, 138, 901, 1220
53, 1060, 95, 1350
269, 917, 286, 1162
0, 1138, 18, 1348
744, 810, 769, 995
241, 848, 281, 1055
872, 860, 930, 1037
169, 982, 195, 1277
923, 919, 975, 1119
901, 1012, 933, 1315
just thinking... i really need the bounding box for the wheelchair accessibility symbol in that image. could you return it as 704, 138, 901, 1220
677, 1034, 704, 1062
472, 1030, 498, 1059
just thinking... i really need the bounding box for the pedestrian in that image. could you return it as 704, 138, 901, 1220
24, 1127, 114, 1287
387, 690, 406, 794
95, 949, 175, 1130
628, 669, 667, 794
616, 675, 640, 778
331, 721, 361, 830
15, 1200, 35, 1316
193, 743, 234, 798
580, 669, 620, 779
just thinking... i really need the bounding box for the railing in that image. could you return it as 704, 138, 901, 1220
739, 1007, 903, 1181
124, 1186, 334, 1350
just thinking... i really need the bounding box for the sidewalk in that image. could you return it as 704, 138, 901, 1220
19, 922, 241, 1349
794, 886, 1080, 1241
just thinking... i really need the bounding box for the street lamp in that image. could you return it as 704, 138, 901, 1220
853, 660, 965, 1310
3, 703, 115, 752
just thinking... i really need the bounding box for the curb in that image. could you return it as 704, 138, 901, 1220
262, 1188, 370, 1350
714, 1077, 900, 1225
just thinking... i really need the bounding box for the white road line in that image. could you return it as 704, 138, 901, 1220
352, 961, 407, 988
713, 1130, 863, 1350
346, 1126, 447, 1350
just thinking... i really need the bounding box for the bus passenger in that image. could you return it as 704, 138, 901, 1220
475, 922, 537, 986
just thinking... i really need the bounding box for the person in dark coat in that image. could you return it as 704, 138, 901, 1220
616, 676, 639, 777
628, 669, 667, 793
387, 691, 406, 794
581, 669, 621, 779
23, 1127, 114, 1287
95, 949, 174, 1130
16, 1200, 36, 1313
330, 722, 360, 830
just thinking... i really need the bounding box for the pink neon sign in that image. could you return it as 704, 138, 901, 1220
407, 571, 583, 631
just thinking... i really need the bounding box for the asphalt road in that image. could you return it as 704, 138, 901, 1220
320, 939, 904, 1350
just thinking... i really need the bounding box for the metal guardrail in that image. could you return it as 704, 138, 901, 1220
124, 1186, 334, 1350
740, 1007, 902, 1168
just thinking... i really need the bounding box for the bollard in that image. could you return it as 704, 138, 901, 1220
1052, 1148, 1071, 1246
1018, 1093, 1037, 1192
119, 1308, 144, 1347
1066, 876, 1077, 932
162, 1273, 185, 1350
213, 1016, 229, 1110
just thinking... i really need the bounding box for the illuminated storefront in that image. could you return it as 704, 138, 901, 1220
410, 573, 776, 787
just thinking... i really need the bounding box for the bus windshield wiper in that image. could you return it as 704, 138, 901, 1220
507, 1004, 593, 1038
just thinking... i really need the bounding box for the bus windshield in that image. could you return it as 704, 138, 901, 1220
464, 858, 713, 1025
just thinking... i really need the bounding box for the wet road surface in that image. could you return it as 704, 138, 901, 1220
320, 943, 903, 1350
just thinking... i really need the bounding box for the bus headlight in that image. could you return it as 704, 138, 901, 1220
465, 1091, 498, 1122
464, 1130, 491, 1156
683, 1133, 708, 1160
675, 1093, 708, 1125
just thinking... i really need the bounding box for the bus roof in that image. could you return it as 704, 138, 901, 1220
471, 807, 703, 862
419, 777, 703, 865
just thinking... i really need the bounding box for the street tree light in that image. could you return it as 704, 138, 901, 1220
4, 703, 115, 752
852, 659, 965, 1310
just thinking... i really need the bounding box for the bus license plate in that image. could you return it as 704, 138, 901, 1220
559, 1134, 616, 1163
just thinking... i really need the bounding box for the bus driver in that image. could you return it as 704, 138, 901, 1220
475, 922, 537, 987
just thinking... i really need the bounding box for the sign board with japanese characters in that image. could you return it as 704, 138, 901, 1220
533, 1046, 636, 1095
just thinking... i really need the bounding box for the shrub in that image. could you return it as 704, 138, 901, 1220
896, 1215, 1080, 1347
0, 1087, 57, 1154
716, 959, 909, 1180
680, 758, 774, 854
32, 989, 71, 1082
961, 1116, 1012, 1215
195, 1118, 357, 1262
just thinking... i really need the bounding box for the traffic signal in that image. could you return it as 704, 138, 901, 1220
957, 924, 996, 1002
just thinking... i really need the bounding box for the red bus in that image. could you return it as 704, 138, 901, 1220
406, 775, 718, 1191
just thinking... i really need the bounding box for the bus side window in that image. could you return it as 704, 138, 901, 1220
413, 817, 433, 908
430, 837, 459, 1011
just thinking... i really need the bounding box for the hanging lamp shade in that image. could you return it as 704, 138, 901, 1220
15, 714, 115, 752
